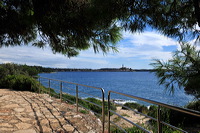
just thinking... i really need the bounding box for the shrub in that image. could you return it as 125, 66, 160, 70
122, 102, 141, 109
186, 100, 200, 111
110, 126, 146, 133
61, 95, 116, 116
0, 74, 40, 92
79, 109, 88, 114
122, 102, 148, 114
81, 97, 116, 115
147, 104, 200, 132
62, 93, 76, 104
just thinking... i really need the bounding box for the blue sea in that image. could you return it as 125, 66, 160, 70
39, 71, 194, 107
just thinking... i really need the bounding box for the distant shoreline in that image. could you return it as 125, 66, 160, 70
52, 68, 155, 72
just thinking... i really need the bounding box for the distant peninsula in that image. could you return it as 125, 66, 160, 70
0, 63, 155, 73
52, 65, 155, 72
54, 68, 155, 72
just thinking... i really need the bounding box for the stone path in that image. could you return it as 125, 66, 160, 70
0, 89, 102, 133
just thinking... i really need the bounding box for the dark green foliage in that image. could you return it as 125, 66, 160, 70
151, 43, 200, 99
168, 110, 199, 127
0, 63, 25, 78
81, 98, 103, 114
147, 104, 200, 132
147, 106, 183, 132
0, 74, 40, 92
147, 105, 158, 119
110, 126, 146, 133
62, 93, 76, 104
122, 102, 141, 109
0, 63, 55, 76
61, 95, 116, 116
0, 63, 39, 76
79, 109, 88, 114
1, 0, 200, 57
0, 66, 9, 79
147, 106, 173, 126
111, 126, 181, 133
111, 103, 198, 133
122, 102, 148, 114
0, 63, 55, 91
1, 0, 122, 57
151, 41, 200, 131
0, 63, 40, 91
85, 98, 116, 114
21, 65, 39, 76
186, 100, 200, 111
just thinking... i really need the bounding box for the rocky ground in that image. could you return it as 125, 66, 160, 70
0, 89, 102, 133
110, 106, 150, 129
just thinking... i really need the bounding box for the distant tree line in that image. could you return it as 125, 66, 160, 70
0, 63, 55, 77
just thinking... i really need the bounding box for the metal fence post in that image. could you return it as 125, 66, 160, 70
157, 105, 162, 133
101, 88, 105, 133
108, 91, 111, 133
60, 82, 62, 101
76, 85, 78, 113
48, 79, 51, 95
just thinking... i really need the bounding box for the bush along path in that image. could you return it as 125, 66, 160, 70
0, 89, 102, 133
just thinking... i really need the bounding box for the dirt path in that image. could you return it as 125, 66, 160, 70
0, 89, 102, 133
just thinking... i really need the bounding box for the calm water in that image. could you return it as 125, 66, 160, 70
39, 72, 194, 107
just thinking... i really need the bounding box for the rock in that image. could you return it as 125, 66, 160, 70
15, 123, 32, 130
0, 108, 12, 113
41, 126, 52, 132
9, 120, 19, 124
28, 112, 35, 117
0, 115, 13, 120
88, 130, 96, 133
3, 104, 20, 108
17, 117, 32, 122
13, 129, 37, 133
0, 89, 103, 133
0, 123, 13, 128
51, 122, 60, 129
74, 115, 82, 118
14, 108, 25, 112
0, 113, 9, 115
0, 127, 16, 132
63, 124, 75, 132
40, 119, 49, 125
36, 111, 44, 117
97, 118, 102, 126
46, 98, 53, 103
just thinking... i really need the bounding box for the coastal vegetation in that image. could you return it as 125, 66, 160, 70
0, 63, 199, 132
0, 63, 115, 116
0, 63, 40, 91
1, 0, 200, 132
112, 102, 200, 132
150, 43, 200, 132
151, 43, 200, 128
151, 43, 200, 100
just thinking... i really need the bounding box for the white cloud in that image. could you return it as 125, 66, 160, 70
108, 31, 177, 61
116, 47, 172, 60
122, 31, 177, 47
0, 45, 110, 68
0, 31, 179, 69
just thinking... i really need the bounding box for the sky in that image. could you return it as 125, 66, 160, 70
0, 30, 180, 69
